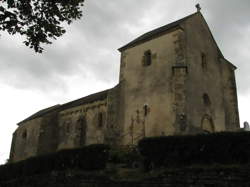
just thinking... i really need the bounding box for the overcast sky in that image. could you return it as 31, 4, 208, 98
0, 0, 249, 164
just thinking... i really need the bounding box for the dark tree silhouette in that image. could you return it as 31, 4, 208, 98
0, 0, 84, 53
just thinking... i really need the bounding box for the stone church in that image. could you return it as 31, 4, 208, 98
9, 10, 240, 162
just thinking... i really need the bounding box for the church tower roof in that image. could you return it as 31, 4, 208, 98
118, 12, 198, 52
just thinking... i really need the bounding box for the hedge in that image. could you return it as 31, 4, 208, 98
108, 145, 142, 167
138, 132, 250, 169
0, 144, 109, 181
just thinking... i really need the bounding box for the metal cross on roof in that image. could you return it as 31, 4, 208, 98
196, 3, 201, 12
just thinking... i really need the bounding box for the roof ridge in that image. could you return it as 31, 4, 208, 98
61, 89, 109, 110
118, 12, 198, 52
18, 89, 109, 125
18, 104, 61, 125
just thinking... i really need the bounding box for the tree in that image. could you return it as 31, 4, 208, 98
0, 0, 84, 53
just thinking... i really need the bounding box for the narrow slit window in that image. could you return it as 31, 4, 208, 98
98, 112, 103, 128
203, 93, 211, 106
201, 52, 207, 70
144, 104, 149, 116
143, 50, 152, 66
66, 122, 70, 133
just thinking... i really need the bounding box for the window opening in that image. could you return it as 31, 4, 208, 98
203, 93, 211, 106
143, 50, 152, 66
22, 130, 27, 139
66, 123, 70, 133
65, 120, 71, 133
98, 112, 103, 128
201, 52, 207, 70
143, 104, 149, 116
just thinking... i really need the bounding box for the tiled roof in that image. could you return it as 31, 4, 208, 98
18, 89, 109, 125
18, 105, 61, 125
60, 89, 109, 110
118, 12, 197, 52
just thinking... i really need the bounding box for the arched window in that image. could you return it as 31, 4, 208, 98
201, 115, 214, 133
98, 112, 103, 128
64, 120, 71, 133
22, 130, 27, 139
77, 116, 87, 146
143, 50, 152, 66
203, 93, 211, 106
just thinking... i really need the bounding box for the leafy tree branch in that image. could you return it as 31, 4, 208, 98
0, 0, 84, 53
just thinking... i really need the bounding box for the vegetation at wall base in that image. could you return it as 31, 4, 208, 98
1, 132, 250, 182
138, 132, 250, 169
108, 145, 143, 167
0, 144, 109, 181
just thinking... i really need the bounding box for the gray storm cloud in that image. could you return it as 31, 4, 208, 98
0, 0, 249, 94
200, 0, 250, 94
1, 0, 249, 165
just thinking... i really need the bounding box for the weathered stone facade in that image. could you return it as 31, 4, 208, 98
2, 166, 250, 187
9, 11, 240, 162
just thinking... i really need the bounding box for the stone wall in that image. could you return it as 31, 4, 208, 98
117, 12, 239, 144
183, 13, 233, 132
57, 99, 107, 150
10, 117, 43, 162
1, 166, 250, 187
120, 29, 182, 145
172, 29, 188, 134
105, 85, 122, 146
37, 111, 59, 155
221, 59, 240, 131
10, 96, 108, 162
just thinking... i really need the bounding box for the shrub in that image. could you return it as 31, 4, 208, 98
0, 144, 110, 181
138, 132, 250, 169
109, 145, 142, 167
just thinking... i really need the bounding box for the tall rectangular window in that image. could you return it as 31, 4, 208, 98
98, 112, 103, 128
201, 52, 207, 70
143, 50, 152, 66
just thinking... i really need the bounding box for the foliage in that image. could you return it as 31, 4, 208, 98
0, 0, 84, 53
138, 132, 250, 170
0, 144, 109, 181
109, 145, 142, 167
